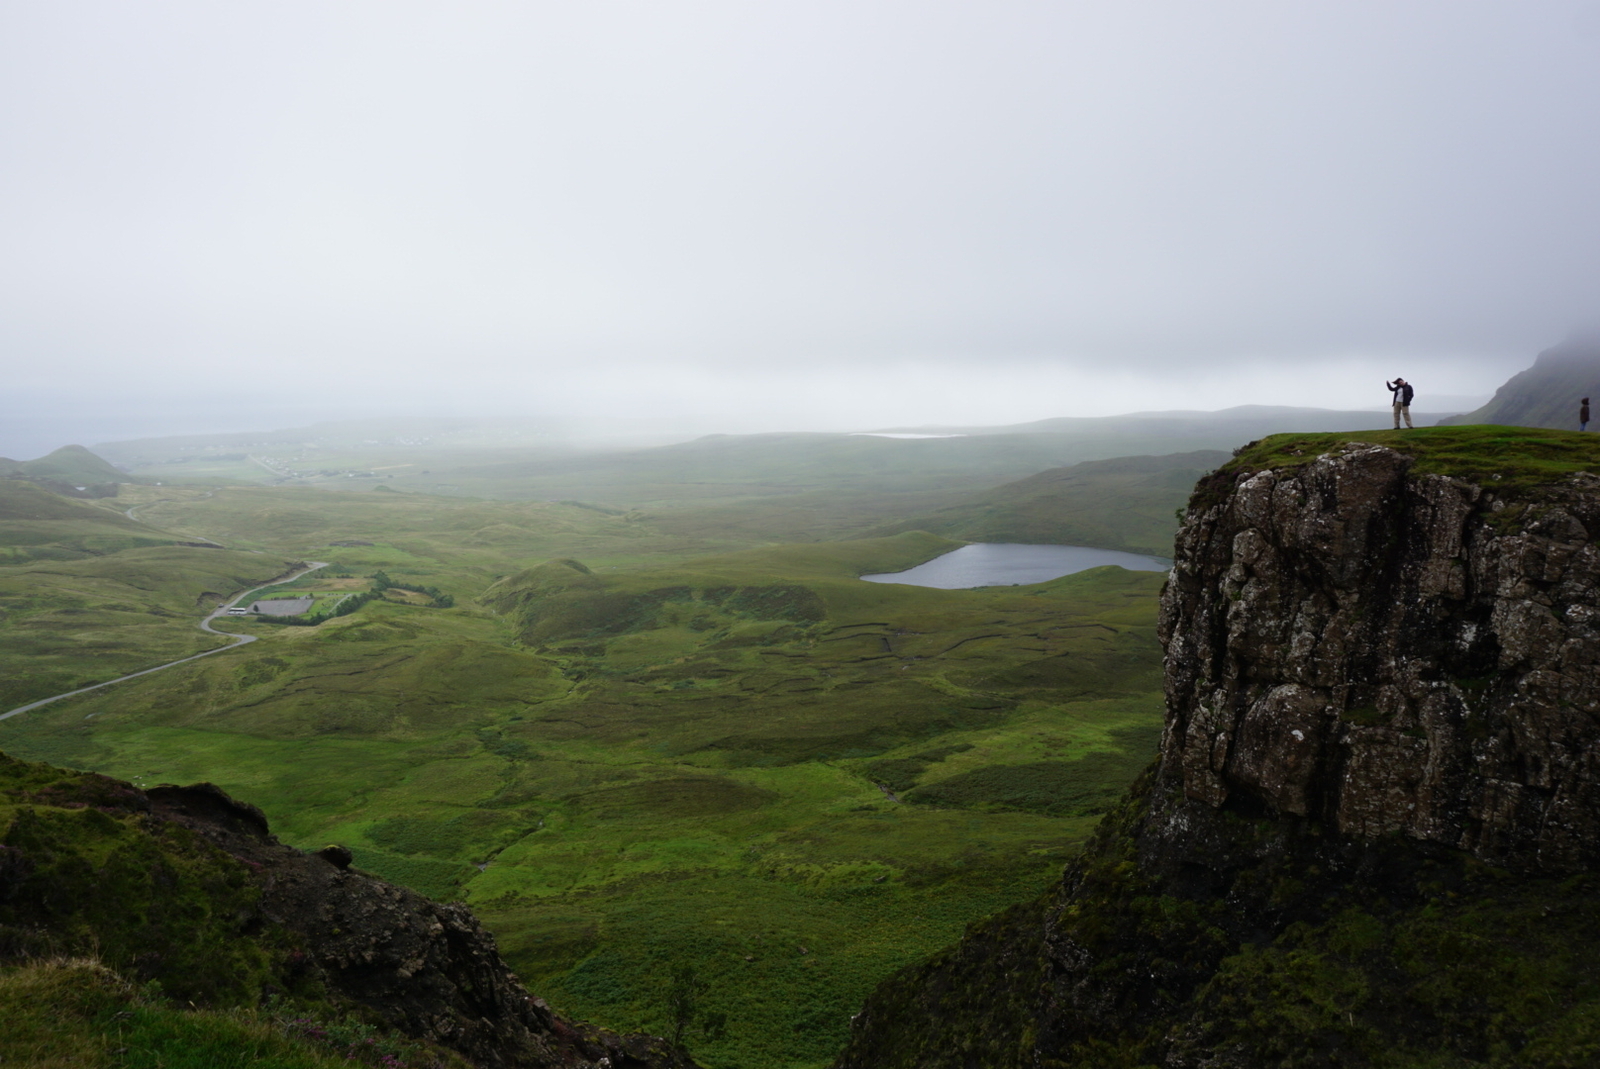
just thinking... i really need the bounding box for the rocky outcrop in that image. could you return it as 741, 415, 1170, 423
1162, 441, 1600, 872
831, 434, 1600, 1069
1, 766, 690, 1069
149, 782, 694, 1069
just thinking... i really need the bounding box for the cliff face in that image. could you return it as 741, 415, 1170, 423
1163, 440, 1600, 871
833, 431, 1600, 1069
0, 761, 689, 1069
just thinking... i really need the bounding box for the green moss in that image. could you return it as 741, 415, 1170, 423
1340, 705, 1387, 727
0, 756, 293, 1006
0, 957, 463, 1069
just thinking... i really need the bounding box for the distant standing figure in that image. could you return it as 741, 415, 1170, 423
1583, 398, 1591, 432
1386, 378, 1414, 429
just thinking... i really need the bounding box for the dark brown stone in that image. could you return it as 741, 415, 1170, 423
314, 844, 353, 869
1159, 444, 1600, 872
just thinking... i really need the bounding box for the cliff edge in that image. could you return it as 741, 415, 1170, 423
833, 426, 1600, 1068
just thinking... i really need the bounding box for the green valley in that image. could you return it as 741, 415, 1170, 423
0, 451, 1183, 1068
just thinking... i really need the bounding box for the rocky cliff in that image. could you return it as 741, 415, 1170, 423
832, 427, 1600, 1068
1164, 436, 1600, 871
0, 756, 691, 1069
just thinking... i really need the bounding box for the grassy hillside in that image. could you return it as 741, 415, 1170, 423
1438, 337, 1600, 430
0, 751, 659, 1069
0, 545, 303, 712
0, 479, 186, 561
0, 445, 139, 497
0, 479, 306, 712
2, 958, 460, 1069
863, 450, 1227, 555
0, 754, 470, 1069
0, 477, 1170, 1068
382, 431, 1237, 505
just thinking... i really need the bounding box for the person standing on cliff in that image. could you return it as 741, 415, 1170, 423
1387, 377, 1414, 429
1582, 398, 1591, 432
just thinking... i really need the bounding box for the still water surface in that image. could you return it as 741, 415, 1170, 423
861, 543, 1171, 590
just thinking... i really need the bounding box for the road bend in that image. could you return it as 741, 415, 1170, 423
0, 560, 329, 723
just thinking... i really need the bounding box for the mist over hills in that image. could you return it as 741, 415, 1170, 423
1439, 335, 1600, 431
0, 444, 140, 497
79, 404, 1465, 508
882, 402, 1472, 438
862, 451, 1230, 557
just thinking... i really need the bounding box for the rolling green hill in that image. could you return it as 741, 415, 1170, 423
0, 479, 308, 711
861, 450, 1228, 555
0, 475, 1171, 1069
0, 542, 303, 712
0, 478, 188, 562
0, 444, 139, 496
381, 430, 1231, 505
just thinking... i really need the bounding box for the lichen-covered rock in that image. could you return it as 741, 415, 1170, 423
1160, 442, 1600, 872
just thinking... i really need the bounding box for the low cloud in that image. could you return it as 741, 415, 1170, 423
1, 1, 1595, 454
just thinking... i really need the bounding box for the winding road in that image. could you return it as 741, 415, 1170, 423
123, 492, 225, 546
0, 560, 329, 723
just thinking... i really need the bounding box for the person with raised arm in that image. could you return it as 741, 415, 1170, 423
1386, 377, 1414, 429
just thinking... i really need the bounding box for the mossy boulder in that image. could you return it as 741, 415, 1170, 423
0, 752, 694, 1069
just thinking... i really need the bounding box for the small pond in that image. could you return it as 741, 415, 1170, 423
861, 543, 1171, 590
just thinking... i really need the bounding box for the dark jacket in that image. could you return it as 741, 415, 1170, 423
1389, 381, 1414, 406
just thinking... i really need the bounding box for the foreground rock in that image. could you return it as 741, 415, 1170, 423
834, 429, 1600, 1068
0, 762, 690, 1069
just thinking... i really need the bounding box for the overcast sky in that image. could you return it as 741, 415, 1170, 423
4, 1, 1600, 456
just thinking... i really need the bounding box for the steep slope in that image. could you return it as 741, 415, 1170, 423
0, 752, 690, 1069
832, 426, 1600, 1068
1439, 336, 1600, 430
0, 478, 182, 558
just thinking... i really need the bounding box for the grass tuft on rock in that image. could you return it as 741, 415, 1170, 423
1224, 425, 1600, 493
